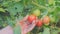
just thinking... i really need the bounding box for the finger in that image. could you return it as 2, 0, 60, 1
27, 19, 38, 28
30, 17, 37, 24
20, 20, 27, 25
22, 15, 29, 21
27, 19, 38, 30
22, 21, 35, 34
32, 20, 36, 24
32, 18, 38, 24
26, 23, 35, 33
25, 20, 36, 33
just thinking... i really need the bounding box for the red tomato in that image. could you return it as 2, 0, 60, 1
36, 20, 43, 27
28, 14, 36, 23
43, 16, 50, 25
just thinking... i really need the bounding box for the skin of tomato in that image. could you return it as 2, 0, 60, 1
33, 9, 40, 16
36, 20, 43, 27
28, 14, 36, 23
50, 17, 55, 22
43, 16, 50, 25
48, 0, 54, 5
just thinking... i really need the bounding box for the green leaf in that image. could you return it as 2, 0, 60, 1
7, 2, 24, 16
38, 0, 46, 6
43, 27, 50, 34
7, 17, 16, 27
0, 8, 5, 12
13, 24, 21, 34
39, 32, 42, 34
50, 28, 59, 34
2, 1, 10, 7
13, 0, 21, 2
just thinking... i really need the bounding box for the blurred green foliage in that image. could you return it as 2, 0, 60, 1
0, 0, 60, 34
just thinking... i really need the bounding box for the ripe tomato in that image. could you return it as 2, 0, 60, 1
36, 20, 43, 27
28, 14, 36, 23
33, 9, 40, 16
43, 16, 50, 25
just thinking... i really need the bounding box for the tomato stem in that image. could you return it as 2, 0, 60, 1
32, 1, 47, 9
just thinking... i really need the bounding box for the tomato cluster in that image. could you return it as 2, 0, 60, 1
28, 15, 50, 27
27, 9, 50, 27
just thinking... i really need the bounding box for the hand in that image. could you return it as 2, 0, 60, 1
20, 15, 37, 34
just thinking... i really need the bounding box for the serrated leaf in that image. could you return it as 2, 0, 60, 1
7, 3, 24, 16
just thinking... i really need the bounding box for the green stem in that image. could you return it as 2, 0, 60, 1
32, 1, 47, 9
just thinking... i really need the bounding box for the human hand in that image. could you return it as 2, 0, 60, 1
20, 15, 37, 34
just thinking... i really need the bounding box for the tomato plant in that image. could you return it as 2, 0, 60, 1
0, 0, 60, 34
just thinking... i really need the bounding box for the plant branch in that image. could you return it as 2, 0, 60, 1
32, 1, 47, 9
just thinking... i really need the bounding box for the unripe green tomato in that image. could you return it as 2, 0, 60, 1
33, 9, 40, 16
48, 0, 54, 5
50, 17, 56, 23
